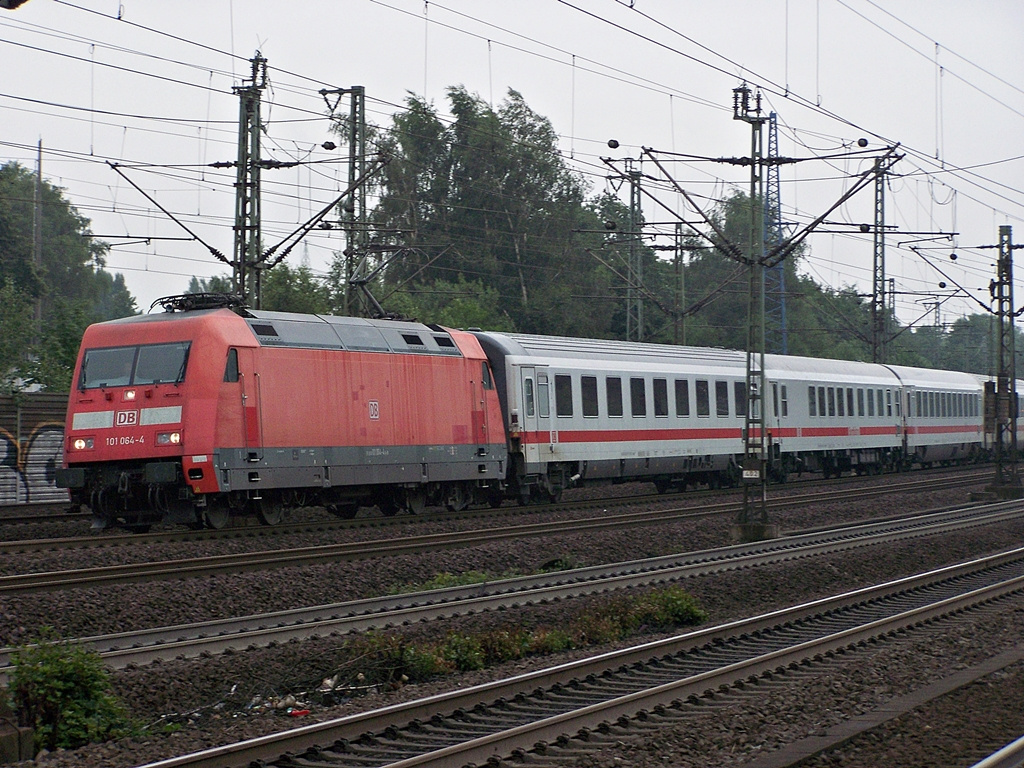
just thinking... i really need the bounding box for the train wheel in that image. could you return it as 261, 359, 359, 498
404, 488, 427, 515
445, 483, 470, 512
204, 503, 230, 530
255, 498, 284, 526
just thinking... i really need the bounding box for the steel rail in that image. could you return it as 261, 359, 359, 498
0, 475, 985, 595
0, 469, 986, 554
1, 498, 1020, 680
131, 546, 1024, 768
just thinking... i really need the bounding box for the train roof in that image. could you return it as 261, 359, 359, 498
475, 332, 893, 380
98, 307, 464, 357
241, 310, 462, 356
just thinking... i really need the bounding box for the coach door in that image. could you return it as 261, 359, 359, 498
768, 380, 785, 470
519, 365, 549, 468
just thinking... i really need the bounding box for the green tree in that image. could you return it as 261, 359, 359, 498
0, 161, 138, 391
185, 274, 234, 295
365, 88, 617, 337
260, 262, 332, 313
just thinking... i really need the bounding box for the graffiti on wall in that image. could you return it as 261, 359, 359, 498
0, 423, 68, 506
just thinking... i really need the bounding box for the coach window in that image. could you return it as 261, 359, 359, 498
607, 377, 623, 417
631, 377, 647, 417
715, 381, 729, 417
653, 378, 668, 417
886, 389, 893, 417
675, 379, 690, 417
915, 391, 921, 417
827, 387, 836, 418
581, 376, 599, 417
696, 380, 710, 417
867, 388, 875, 417
895, 390, 901, 417
734, 381, 747, 417
772, 383, 779, 418
836, 388, 845, 417
847, 388, 854, 417
780, 385, 788, 417
808, 386, 817, 417
555, 374, 573, 417
537, 375, 550, 418
877, 389, 884, 418
857, 388, 865, 417
524, 378, 536, 418
223, 348, 239, 383
818, 386, 827, 418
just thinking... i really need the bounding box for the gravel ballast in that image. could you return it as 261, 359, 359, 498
4, 476, 1022, 768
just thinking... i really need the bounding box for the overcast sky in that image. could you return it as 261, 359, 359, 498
2, 0, 1022, 329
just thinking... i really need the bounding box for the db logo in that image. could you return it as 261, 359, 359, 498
368, 400, 380, 420
116, 410, 139, 426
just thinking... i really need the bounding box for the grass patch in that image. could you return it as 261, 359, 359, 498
330, 585, 708, 694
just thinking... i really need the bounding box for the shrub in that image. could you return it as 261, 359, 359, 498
7, 631, 134, 752
441, 633, 485, 671
527, 628, 574, 654
479, 629, 531, 664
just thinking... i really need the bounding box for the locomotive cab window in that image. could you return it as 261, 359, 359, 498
481, 362, 493, 390
224, 348, 239, 383
80, 342, 190, 389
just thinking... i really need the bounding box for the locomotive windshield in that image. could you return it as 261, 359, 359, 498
80, 342, 191, 389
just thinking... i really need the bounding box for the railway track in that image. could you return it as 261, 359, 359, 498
0, 465, 990, 548
131, 546, 1024, 768
2, 497, 1020, 682
0, 472, 986, 594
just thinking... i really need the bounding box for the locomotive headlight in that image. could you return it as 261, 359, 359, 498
124, 389, 136, 401
72, 438, 94, 450
156, 431, 182, 445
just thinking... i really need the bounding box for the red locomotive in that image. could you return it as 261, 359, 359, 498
56, 295, 507, 529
